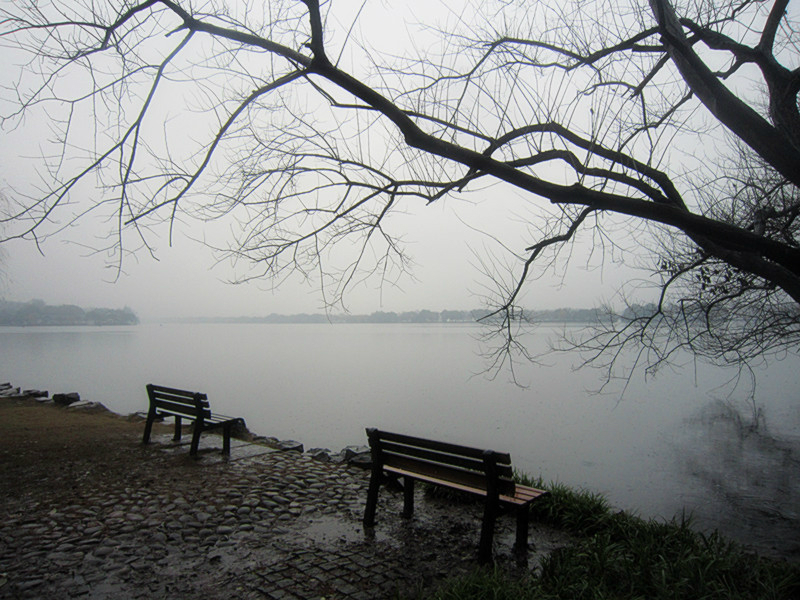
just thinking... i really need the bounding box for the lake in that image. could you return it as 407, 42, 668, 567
2, 322, 798, 558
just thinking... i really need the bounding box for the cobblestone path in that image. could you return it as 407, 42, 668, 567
1, 434, 557, 599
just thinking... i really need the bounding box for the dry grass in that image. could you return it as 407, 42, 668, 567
0, 398, 178, 505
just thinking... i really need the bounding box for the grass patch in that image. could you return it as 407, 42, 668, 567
535, 519, 799, 599
518, 474, 613, 536
424, 474, 800, 600
427, 566, 535, 600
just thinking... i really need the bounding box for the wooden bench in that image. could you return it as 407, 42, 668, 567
142, 384, 241, 457
362, 428, 549, 563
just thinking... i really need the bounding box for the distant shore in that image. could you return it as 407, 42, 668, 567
1, 297, 624, 326
0, 299, 138, 326
159, 306, 608, 325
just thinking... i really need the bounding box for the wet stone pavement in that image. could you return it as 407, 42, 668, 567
1, 435, 559, 599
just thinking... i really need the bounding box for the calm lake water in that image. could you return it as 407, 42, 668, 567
2, 322, 798, 558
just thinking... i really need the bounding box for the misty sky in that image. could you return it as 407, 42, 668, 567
0, 191, 642, 320
0, 0, 649, 321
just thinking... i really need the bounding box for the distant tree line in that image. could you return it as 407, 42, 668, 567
176, 307, 606, 325
0, 299, 139, 326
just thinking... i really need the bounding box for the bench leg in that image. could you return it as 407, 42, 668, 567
142, 414, 155, 445
190, 426, 202, 457
402, 477, 415, 518
514, 505, 530, 554
363, 468, 381, 527
173, 416, 183, 442
222, 423, 231, 456
478, 498, 498, 564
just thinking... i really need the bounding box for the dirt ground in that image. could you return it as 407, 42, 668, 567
0, 399, 174, 505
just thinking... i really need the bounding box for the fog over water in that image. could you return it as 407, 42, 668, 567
2, 322, 798, 558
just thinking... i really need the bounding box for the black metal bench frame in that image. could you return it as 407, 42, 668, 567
142, 384, 240, 457
363, 427, 549, 564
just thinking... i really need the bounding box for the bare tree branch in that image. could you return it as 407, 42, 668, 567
0, 0, 798, 382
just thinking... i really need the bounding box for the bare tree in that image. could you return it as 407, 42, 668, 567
0, 0, 797, 378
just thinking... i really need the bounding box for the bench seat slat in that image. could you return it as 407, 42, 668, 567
154, 400, 209, 418
379, 440, 514, 478
154, 403, 233, 424
149, 387, 212, 408
147, 384, 202, 398
155, 397, 211, 413
383, 453, 493, 492
202, 415, 239, 427
384, 465, 546, 506
205, 413, 238, 423
510, 485, 549, 503
151, 389, 207, 402
151, 392, 210, 407
378, 430, 511, 463
382, 452, 517, 496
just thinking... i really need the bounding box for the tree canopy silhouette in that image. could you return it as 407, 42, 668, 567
1, 0, 798, 379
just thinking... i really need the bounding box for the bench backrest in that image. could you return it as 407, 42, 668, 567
367, 428, 516, 496
147, 383, 211, 420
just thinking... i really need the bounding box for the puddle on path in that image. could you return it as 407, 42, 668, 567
292, 514, 391, 545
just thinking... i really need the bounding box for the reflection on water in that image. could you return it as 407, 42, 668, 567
675, 400, 800, 559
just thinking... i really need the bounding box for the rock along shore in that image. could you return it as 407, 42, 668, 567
0, 382, 372, 466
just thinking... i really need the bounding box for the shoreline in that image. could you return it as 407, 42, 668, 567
0, 382, 371, 466
4, 380, 800, 563
2, 383, 799, 599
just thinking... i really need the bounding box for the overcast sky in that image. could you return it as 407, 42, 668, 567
0, 0, 649, 321
0, 184, 643, 320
